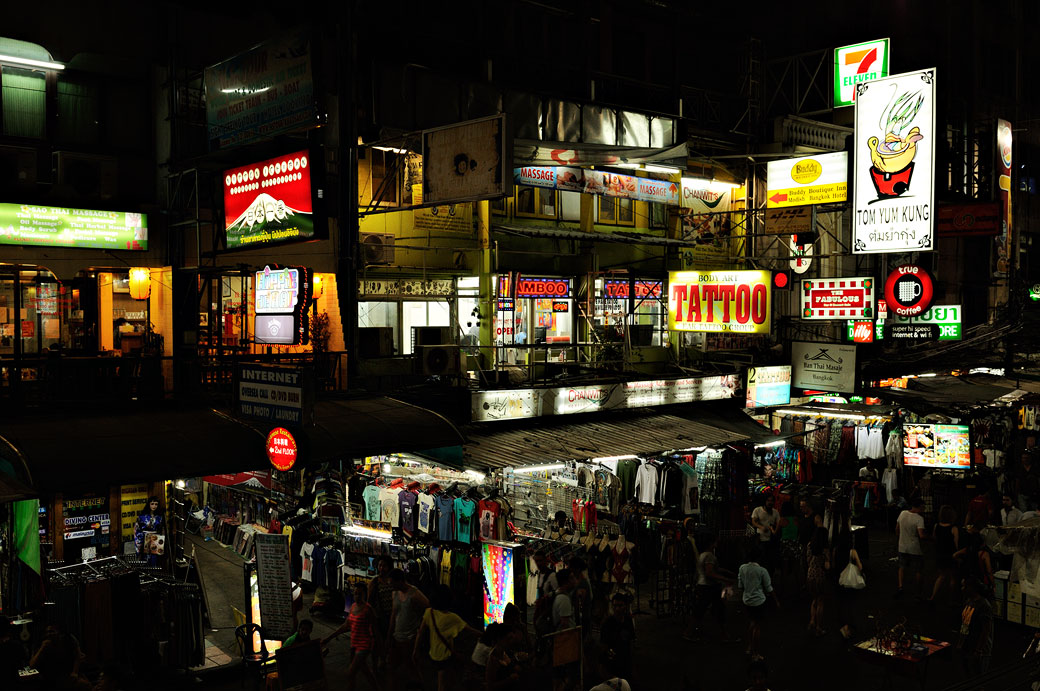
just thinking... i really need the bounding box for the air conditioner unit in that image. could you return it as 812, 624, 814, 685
0, 146, 38, 188
418, 345, 461, 376
53, 151, 118, 200
360, 233, 395, 265
358, 327, 395, 358
412, 326, 455, 351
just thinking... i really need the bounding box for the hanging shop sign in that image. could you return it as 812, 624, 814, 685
937, 202, 1000, 237
791, 341, 857, 394
224, 150, 318, 249
470, 374, 742, 422
266, 427, 298, 471
513, 166, 680, 205
834, 38, 890, 107
359, 279, 455, 298
254, 532, 295, 639
602, 280, 662, 299
0, 203, 147, 250
203, 471, 273, 490
800, 277, 875, 320
204, 27, 317, 150
995, 118, 1014, 277
422, 115, 508, 206
850, 321, 876, 343
846, 304, 962, 342
746, 366, 792, 408
903, 424, 970, 469
119, 484, 149, 543
511, 277, 572, 299
254, 265, 314, 345
790, 236, 814, 274
236, 363, 313, 427
766, 152, 848, 208
667, 270, 771, 334
884, 264, 934, 318
853, 69, 936, 253
765, 207, 812, 235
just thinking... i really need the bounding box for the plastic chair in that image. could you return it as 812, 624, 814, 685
234, 623, 273, 690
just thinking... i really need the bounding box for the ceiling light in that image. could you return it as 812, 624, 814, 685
513, 463, 566, 474
342, 524, 392, 540
643, 164, 682, 174
0, 54, 64, 70
465, 470, 486, 483
755, 440, 786, 449
372, 145, 409, 154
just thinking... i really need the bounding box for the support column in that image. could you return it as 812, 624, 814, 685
477, 201, 495, 373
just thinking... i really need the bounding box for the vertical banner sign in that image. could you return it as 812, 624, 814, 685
834, 39, 891, 107
678, 181, 732, 265
224, 151, 314, 249
995, 118, 1013, 277
853, 69, 936, 253
667, 271, 771, 333
254, 533, 295, 639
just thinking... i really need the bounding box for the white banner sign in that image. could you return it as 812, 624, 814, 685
791, 341, 857, 394
853, 69, 936, 253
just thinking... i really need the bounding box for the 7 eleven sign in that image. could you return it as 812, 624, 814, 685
834, 39, 890, 107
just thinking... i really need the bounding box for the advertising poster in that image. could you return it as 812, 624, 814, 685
254, 533, 295, 639
853, 69, 936, 253
63, 495, 110, 560
204, 28, 316, 149
903, 424, 971, 469
746, 366, 792, 408
766, 152, 848, 208
224, 151, 314, 249
799, 277, 875, 320
0, 204, 147, 251
791, 341, 857, 393
119, 484, 149, 543
667, 270, 771, 334
834, 39, 890, 107
678, 181, 733, 264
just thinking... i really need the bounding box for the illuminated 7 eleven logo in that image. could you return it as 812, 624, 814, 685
834, 39, 890, 107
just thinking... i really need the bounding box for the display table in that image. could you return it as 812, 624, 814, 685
853, 636, 951, 690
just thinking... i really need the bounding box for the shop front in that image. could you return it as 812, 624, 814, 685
495, 274, 575, 366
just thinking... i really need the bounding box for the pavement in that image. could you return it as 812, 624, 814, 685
168, 524, 1040, 691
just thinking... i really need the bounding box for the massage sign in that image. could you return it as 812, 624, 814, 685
667, 270, 771, 334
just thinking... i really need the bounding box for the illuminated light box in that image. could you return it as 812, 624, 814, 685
225, 150, 316, 249
0, 203, 147, 250
903, 424, 971, 470
482, 541, 522, 626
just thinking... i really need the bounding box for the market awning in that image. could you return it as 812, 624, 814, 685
460, 409, 749, 470
673, 401, 781, 445
493, 224, 692, 248
867, 374, 1040, 414
0, 472, 37, 502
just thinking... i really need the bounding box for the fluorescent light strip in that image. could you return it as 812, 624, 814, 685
371, 145, 409, 154
465, 470, 486, 483
342, 524, 392, 540
776, 409, 866, 421
643, 164, 681, 174
591, 455, 639, 463
0, 54, 64, 70
513, 463, 566, 474
756, 440, 787, 449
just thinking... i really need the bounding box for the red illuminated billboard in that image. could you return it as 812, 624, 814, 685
223, 150, 319, 249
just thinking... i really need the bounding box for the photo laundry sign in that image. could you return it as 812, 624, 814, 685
853, 69, 936, 253
800, 277, 875, 320
667, 270, 771, 334
791, 341, 857, 394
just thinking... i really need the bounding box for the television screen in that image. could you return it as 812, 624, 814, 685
903, 424, 971, 469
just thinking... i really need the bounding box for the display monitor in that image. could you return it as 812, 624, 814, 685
902, 424, 971, 469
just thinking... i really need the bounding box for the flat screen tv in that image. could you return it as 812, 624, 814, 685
902, 424, 971, 469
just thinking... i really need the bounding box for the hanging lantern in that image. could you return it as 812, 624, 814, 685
312, 274, 324, 300
128, 268, 151, 300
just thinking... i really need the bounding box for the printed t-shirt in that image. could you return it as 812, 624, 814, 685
417, 493, 435, 534
896, 510, 925, 555
434, 495, 455, 541
363, 485, 382, 521
381, 487, 402, 527
439, 548, 452, 585
454, 498, 477, 544
423, 609, 466, 662
399, 491, 418, 537
300, 543, 314, 581
477, 499, 500, 541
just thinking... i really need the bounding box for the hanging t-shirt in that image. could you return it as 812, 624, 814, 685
634, 462, 659, 504
399, 491, 418, 537
682, 470, 700, 515
439, 548, 452, 585
617, 459, 640, 501
417, 493, 435, 534
477, 499, 500, 541
300, 543, 314, 582
363, 485, 382, 521
454, 497, 477, 544
434, 494, 455, 541
381, 487, 402, 527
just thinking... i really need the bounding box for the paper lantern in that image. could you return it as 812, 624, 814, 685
128, 268, 151, 300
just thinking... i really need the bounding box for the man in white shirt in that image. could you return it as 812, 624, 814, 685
751, 496, 780, 573
896, 497, 927, 597
551, 568, 576, 630
1002, 493, 1024, 526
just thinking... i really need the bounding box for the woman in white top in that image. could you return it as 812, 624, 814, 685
685, 534, 735, 642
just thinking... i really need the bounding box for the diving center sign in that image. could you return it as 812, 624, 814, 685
667, 270, 771, 334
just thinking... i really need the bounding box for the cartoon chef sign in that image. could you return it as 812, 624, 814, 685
853, 69, 936, 253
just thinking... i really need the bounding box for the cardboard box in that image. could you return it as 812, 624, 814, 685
995, 572, 1009, 600
1008, 602, 1024, 624
995, 600, 1006, 618
1026, 606, 1040, 628
1010, 582, 1023, 604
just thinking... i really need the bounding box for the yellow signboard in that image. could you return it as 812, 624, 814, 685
667, 270, 771, 334
766, 152, 848, 208
120, 484, 149, 542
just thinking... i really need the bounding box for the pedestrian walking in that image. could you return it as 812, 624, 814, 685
686, 534, 735, 642
386, 568, 429, 691
323, 583, 382, 691
413, 584, 479, 691
806, 514, 829, 636
929, 505, 960, 603
738, 546, 780, 662
957, 578, 994, 678
895, 497, 927, 598
751, 496, 781, 574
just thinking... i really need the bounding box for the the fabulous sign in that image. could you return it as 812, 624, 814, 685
791, 341, 857, 394
800, 277, 875, 320
667, 270, 771, 334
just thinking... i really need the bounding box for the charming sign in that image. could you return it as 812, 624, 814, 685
791, 341, 857, 393
853, 69, 936, 253
224, 150, 315, 249
746, 366, 792, 408
800, 277, 875, 319
884, 264, 935, 318
766, 152, 848, 208
834, 39, 890, 107
0, 203, 147, 250
667, 270, 771, 334
266, 427, 298, 471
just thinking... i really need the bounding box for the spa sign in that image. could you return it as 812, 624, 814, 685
853, 69, 936, 253
667, 270, 771, 334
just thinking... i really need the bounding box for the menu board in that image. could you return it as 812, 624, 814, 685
903, 424, 971, 469
0, 203, 147, 250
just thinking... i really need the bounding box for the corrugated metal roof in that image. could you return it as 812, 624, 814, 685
461, 410, 749, 470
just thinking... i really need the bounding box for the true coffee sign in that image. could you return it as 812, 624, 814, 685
667, 270, 771, 334
884, 264, 934, 318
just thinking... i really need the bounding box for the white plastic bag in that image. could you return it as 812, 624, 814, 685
839, 562, 866, 590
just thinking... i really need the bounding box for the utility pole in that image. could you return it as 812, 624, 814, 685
337, 1, 359, 381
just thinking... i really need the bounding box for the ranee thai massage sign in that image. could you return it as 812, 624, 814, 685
667, 270, 771, 334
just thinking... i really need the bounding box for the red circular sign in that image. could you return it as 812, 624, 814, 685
884, 265, 935, 318
266, 427, 298, 471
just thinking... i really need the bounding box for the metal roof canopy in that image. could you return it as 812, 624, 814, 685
461, 409, 749, 470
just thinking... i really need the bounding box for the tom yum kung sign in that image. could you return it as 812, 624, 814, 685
668, 271, 771, 334
800, 277, 875, 319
